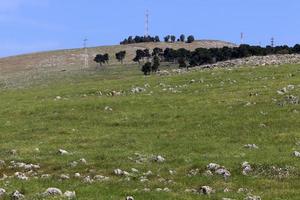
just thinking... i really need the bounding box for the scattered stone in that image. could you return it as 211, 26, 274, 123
188, 168, 199, 176
64, 191, 76, 199
245, 195, 261, 200
79, 158, 87, 164
94, 175, 109, 181
153, 155, 165, 163
14, 172, 28, 180
199, 186, 214, 195
238, 188, 249, 193
104, 106, 113, 111
10, 149, 17, 155
69, 161, 78, 167
74, 173, 81, 178
244, 144, 259, 149
83, 176, 94, 184
207, 163, 220, 171
43, 188, 62, 196
41, 174, 50, 179
131, 87, 146, 93
58, 149, 70, 155
126, 196, 134, 200
11, 190, 24, 200
114, 169, 129, 176
203, 170, 213, 176
60, 174, 70, 180
242, 161, 252, 175
55, 96, 62, 100
293, 151, 300, 157
0, 188, 6, 198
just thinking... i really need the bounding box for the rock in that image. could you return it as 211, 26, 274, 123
104, 106, 113, 111
10, 149, 17, 155
153, 155, 165, 163
64, 191, 76, 199
188, 168, 199, 176
131, 168, 139, 173
242, 161, 252, 175
83, 176, 94, 183
199, 186, 214, 195
69, 161, 78, 167
58, 149, 70, 155
125, 196, 134, 200
0, 160, 5, 166
244, 144, 259, 149
60, 174, 70, 180
237, 188, 249, 193
94, 175, 109, 181
215, 168, 231, 180
11, 191, 24, 200
245, 195, 261, 200
74, 173, 81, 178
203, 170, 213, 176
41, 174, 50, 179
43, 188, 62, 196
114, 169, 124, 176
207, 163, 220, 170
222, 198, 235, 200
131, 87, 146, 93
293, 151, 300, 157
55, 96, 62, 100
14, 172, 28, 180
79, 158, 87, 164
0, 188, 6, 197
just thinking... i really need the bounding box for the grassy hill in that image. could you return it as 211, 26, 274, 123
0, 40, 235, 82
0, 62, 299, 199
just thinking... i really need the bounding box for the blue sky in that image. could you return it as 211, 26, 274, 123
0, 0, 300, 57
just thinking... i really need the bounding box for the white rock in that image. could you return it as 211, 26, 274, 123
242, 162, 252, 175
11, 190, 24, 200
199, 186, 214, 195
0, 188, 6, 197
60, 174, 70, 180
114, 169, 124, 176
131, 168, 139, 173
94, 175, 109, 181
79, 158, 87, 164
58, 149, 70, 155
207, 163, 220, 170
104, 106, 113, 111
74, 173, 81, 178
154, 155, 165, 163
64, 191, 76, 199
293, 151, 300, 157
15, 172, 28, 180
44, 188, 62, 196
244, 144, 259, 149
245, 196, 261, 200
83, 176, 94, 183
125, 196, 134, 200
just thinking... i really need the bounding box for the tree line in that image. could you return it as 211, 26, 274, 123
120, 34, 195, 45
94, 44, 300, 74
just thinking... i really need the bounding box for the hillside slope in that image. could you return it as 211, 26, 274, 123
0, 40, 235, 77
0, 63, 299, 199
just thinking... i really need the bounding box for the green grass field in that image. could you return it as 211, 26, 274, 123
0, 64, 299, 199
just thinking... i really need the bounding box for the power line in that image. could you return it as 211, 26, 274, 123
83, 37, 89, 69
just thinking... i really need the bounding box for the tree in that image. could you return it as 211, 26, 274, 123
152, 55, 160, 72
94, 54, 109, 66
170, 35, 176, 43
178, 57, 187, 68
164, 35, 171, 42
133, 49, 144, 64
154, 36, 160, 42
141, 62, 152, 75
180, 34, 185, 42
152, 47, 163, 57
115, 51, 126, 64
187, 35, 195, 43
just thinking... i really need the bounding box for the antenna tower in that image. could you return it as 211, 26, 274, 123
271, 37, 275, 47
145, 10, 149, 37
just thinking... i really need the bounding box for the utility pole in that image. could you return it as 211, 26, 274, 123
271, 37, 275, 47
145, 9, 149, 37
240, 32, 244, 45
83, 37, 89, 69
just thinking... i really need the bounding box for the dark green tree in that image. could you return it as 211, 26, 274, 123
115, 51, 126, 64
187, 35, 195, 43
180, 34, 185, 42
141, 62, 152, 75
152, 55, 160, 72
170, 35, 176, 43
164, 35, 171, 42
